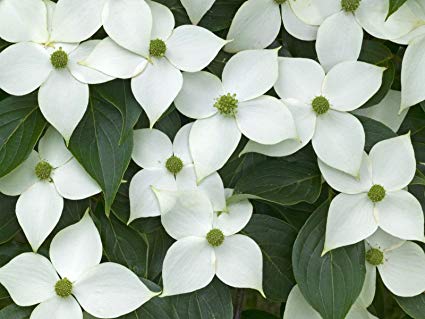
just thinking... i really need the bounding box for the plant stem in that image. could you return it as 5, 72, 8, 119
234, 289, 245, 319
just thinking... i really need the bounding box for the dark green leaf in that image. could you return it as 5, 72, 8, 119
399, 105, 425, 163
0, 194, 19, 245
395, 294, 425, 319
242, 309, 279, 319
199, 0, 246, 32
358, 115, 397, 152
243, 215, 297, 302
0, 94, 46, 178
0, 304, 32, 319
292, 201, 366, 319
387, 0, 408, 19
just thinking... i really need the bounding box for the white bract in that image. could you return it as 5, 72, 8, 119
129, 123, 226, 221
0, 127, 100, 252
243, 58, 384, 176
179, 0, 215, 25
83, 0, 227, 127
0, 212, 157, 318
365, 229, 425, 297
153, 189, 263, 297
320, 134, 424, 253
174, 49, 297, 181
224, 0, 318, 53
0, 0, 112, 141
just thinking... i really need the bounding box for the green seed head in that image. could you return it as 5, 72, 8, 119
206, 228, 225, 247
35, 161, 53, 180
50, 48, 68, 69
149, 39, 167, 57
366, 248, 384, 266
55, 278, 73, 297
214, 93, 238, 117
165, 155, 183, 174
274, 0, 287, 4
368, 184, 386, 203
312, 96, 330, 115
341, 0, 361, 12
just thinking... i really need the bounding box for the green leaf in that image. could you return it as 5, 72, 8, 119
387, 0, 408, 19
243, 215, 297, 302
395, 294, 425, 319
242, 310, 279, 319
69, 93, 133, 214
292, 201, 366, 319
0, 194, 19, 245
199, 0, 246, 32
399, 105, 425, 163
358, 116, 397, 152
0, 94, 46, 178
233, 146, 322, 206
0, 304, 32, 319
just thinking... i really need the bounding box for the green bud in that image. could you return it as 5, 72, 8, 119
50, 48, 68, 69
55, 278, 73, 297
149, 39, 167, 57
366, 248, 384, 266
35, 161, 53, 180
165, 155, 183, 174
206, 228, 225, 247
341, 0, 361, 12
312, 96, 330, 115
214, 93, 238, 117
368, 184, 386, 203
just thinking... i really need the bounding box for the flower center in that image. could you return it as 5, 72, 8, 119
149, 39, 167, 57
35, 161, 53, 180
206, 228, 225, 247
366, 248, 384, 266
50, 48, 68, 69
274, 0, 287, 4
55, 278, 73, 297
214, 93, 238, 117
341, 0, 361, 12
368, 184, 386, 203
312, 96, 330, 115
165, 155, 183, 174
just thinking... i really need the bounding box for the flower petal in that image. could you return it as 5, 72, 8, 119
316, 12, 363, 72
215, 234, 263, 295
318, 153, 372, 194
38, 126, 73, 167
274, 57, 325, 104
283, 285, 321, 319
222, 49, 278, 102
154, 189, 213, 239
0, 253, 58, 307
131, 59, 183, 127
132, 129, 173, 169
161, 237, 215, 296
376, 190, 424, 242
236, 95, 297, 144
323, 193, 377, 253
180, 0, 215, 25
31, 296, 83, 319
369, 134, 416, 191
366, 228, 405, 252
0, 42, 51, 96
82, 37, 148, 79
149, 0, 175, 40
224, 0, 281, 53
166, 25, 227, 72
0, 151, 38, 196
174, 71, 222, 119
68, 41, 114, 84
357, 263, 377, 308
323, 61, 385, 112
198, 172, 226, 212
17, 181, 63, 252
215, 198, 253, 236
38, 70, 89, 142
0, 0, 48, 43
379, 242, 425, 297
173, 123, 193, 164
312, 110, 365, 176
281, 3, 318, 41
129, 168, 176, 221
288, 0, 340, 25
50, 0, 104, 42
74, 262, 156, 318
102, 0, 152, 57
190, 114, 241, 181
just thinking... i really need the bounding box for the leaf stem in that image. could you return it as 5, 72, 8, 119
234, 289, 245, 319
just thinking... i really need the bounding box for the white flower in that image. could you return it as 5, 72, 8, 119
289, 0, 423, 71
0, 0, 111, 141
224, 0, 318, 53
320, 134, 424, 253
129, 123, 226, 222
0, 127, 100, 252
179, 0, 215, 25
365, 229, 425, 297
0, 212, 157, 318
153, 189, 263, 297
243, 58, 384, 176
83, 0, 228, 127
174, 49, 297, 181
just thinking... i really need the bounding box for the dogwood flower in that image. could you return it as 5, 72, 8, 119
83, 0, 227, 127
242, 58, 384, 176
0, 127, 100, 252
179, 0, 215, 25
0, 212, 157, 318
174, 49, 297, 181
365, 229, 425, 297
129, 123, 226, 221
224, 0, 318, 53
289, 0, 423, 71
0, 0, 111, 141
153, 189, 262, 297
320, 134, 424, 253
